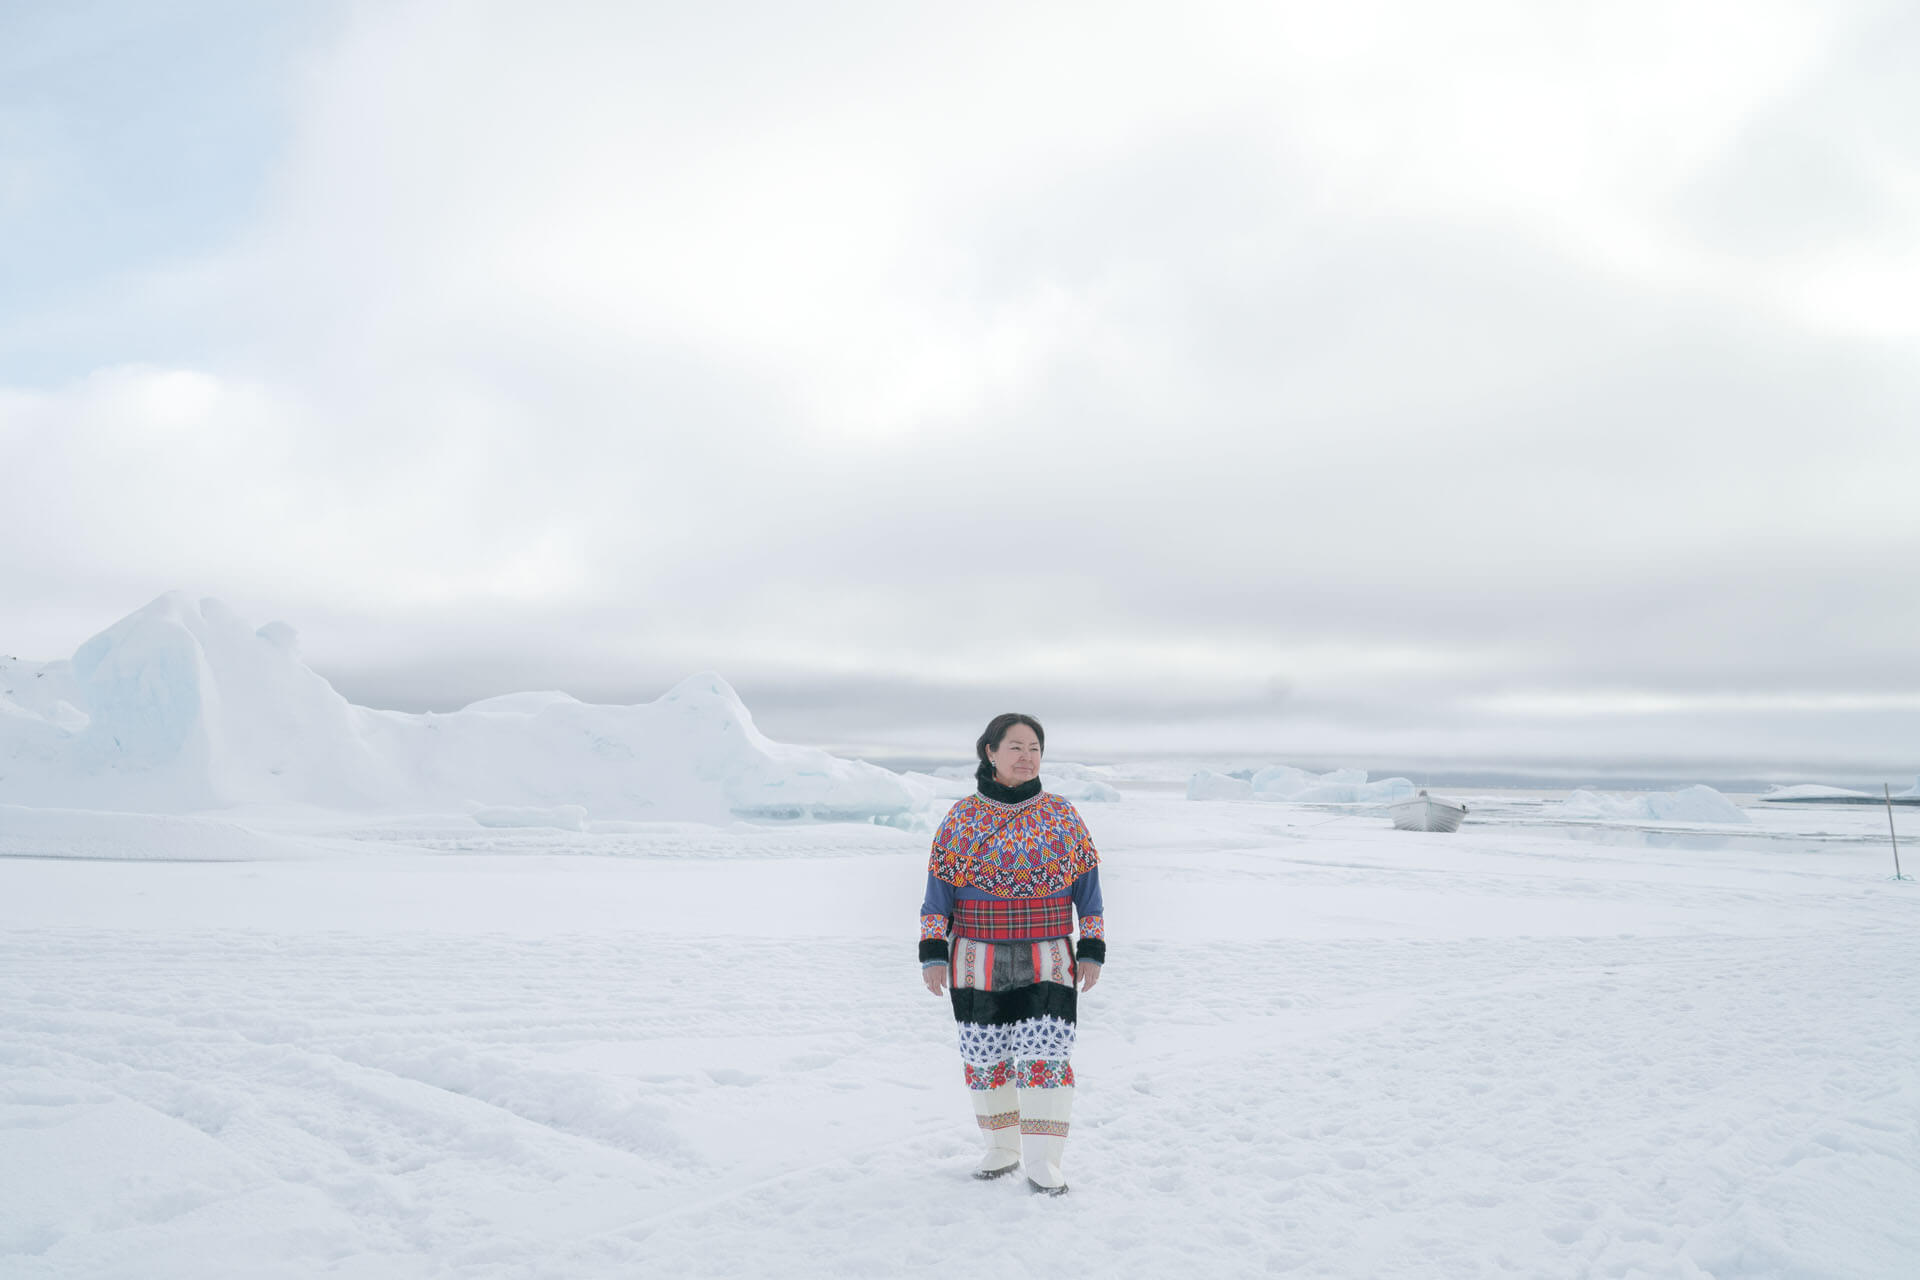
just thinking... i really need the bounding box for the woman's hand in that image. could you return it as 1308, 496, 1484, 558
923, 963, 949, 996
1077, 961, 1101, 993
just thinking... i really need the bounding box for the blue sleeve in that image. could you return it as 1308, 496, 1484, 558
1070, 867, 1104, 918
920, 871, 956, 921
1070, 868, 1106, 963
918, 873, 955, 968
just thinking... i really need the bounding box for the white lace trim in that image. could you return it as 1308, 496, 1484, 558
956, 1014, 1076, 1066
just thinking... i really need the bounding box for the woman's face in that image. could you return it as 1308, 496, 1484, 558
988, 725, 1043, 783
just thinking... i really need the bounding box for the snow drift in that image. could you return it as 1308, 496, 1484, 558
0, 593, 915, 823
1554, 785, 1749, 825
0, 804, 310, 861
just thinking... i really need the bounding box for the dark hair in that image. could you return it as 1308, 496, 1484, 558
974, 713, 1045, 787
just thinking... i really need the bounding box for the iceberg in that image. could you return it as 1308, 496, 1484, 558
1250, 764, 1315, 795
1187, 770, 1254, 801
0, 593, 916, 824
921, 761, 1119, 803
1039, 761, 1122, 803
1292, 777, 1418, 804
1047, 777, 1121, 803
1555, 785, 1749, 825
891, 767, 1118, 830
1238, 764, 1416, 804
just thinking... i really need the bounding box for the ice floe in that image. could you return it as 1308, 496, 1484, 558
1759, 784, 1875, 803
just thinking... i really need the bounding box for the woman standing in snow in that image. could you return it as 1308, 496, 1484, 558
918, 713, 1104, 1196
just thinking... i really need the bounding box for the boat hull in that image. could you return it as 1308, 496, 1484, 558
1389, 795, 1467, 832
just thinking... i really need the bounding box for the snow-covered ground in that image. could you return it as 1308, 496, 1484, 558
4, 785, 1918, 1278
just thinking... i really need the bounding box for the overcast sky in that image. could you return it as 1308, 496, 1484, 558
3, 0, 1917, 778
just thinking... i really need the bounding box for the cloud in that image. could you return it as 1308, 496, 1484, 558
3, 0, 1917, 771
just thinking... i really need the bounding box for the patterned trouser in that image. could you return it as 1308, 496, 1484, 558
949, 936, 1077, 1091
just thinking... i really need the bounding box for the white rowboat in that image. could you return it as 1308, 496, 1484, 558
1389, 790, 1468, 832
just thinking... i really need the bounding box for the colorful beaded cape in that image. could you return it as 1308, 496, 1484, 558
928, 793, 1099, 898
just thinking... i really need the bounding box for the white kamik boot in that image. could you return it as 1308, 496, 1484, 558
970, 1078, 1022, 1179
1015, 1060, 1074, 1195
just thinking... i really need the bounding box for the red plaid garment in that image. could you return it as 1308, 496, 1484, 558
952, 896, 1073, 941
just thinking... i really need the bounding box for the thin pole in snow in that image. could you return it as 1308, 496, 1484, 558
1886, 784, 1909, 881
